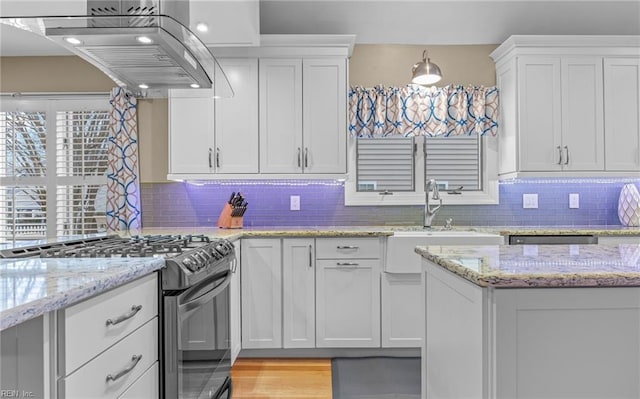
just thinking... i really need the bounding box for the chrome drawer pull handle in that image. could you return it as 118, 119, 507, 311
557, 146, 563, 165
106, 305, 142, 326
297, 147, 302, 168
336, 246, 359, 249
106, 354, 142, 382
337, 262, 359, 266
304, 147, 309, 168
564, 145, 569, 165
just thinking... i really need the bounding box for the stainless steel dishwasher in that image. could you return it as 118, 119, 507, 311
508, 235, 598, 245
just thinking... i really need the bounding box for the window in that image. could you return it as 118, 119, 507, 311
346, 134, 498, 206
0, 98, 110, 240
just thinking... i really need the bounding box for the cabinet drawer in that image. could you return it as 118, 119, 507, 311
117, 361, 159, 399
315, 238, 381, 259
59, 273, 158, 375
61, 318, 158, 399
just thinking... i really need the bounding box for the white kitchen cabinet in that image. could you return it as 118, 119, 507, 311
230, 240, 242, 364
491, 35, 639, 179
215, 58, 259, 174
315, 238, 381, 348
168, 89, 215, 175
381, 272, 422, 348
511, 56, 603, 174
168, 58, 259, 177
189, 0, 259, 47
58, 273, 159, 399
282, 238, 315, 348
259, 58, 303, 174
259, 57, 347, 175
241, 238, 282, 349
604, 57, 640, 172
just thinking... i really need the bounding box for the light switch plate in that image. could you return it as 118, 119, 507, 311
290, 195, 300, 211
523, 193, 538, 209
569, 193, 580, 209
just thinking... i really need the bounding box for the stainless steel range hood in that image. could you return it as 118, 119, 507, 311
0, 0, 233, 98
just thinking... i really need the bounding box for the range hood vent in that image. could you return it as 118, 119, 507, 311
0, 0, 233, 98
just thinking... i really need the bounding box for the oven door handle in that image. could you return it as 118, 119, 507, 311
178, 271, 231, 316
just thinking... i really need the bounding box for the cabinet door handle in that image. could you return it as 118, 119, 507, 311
216, 147, 221, 168
297, 147, 302, 168
308, 245, 313, 268
557, 146, 563, 165
336, 262, 359, 266
564, 146, 569, 165
106, 354, 142, 382
106, 305, 143, 326
304, 147, 309, 168
337, 246, 359, 249
208, 148, 213, 168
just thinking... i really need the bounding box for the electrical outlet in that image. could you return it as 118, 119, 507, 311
290, 195, 300, 211
569, 193, 580, 209
522, 193, 538, 209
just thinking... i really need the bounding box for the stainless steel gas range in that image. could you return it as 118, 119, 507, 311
0, 234, 236, 399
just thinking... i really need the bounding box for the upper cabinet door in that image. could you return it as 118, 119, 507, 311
561, 57, 604, 171
604, 58, 640, 172
188, 0, 259, 47
215, 58, 259, 174
517, 57, 562, 172
168, 90, 215, 174
302, 58, 347, 174
259, 58, 303, 173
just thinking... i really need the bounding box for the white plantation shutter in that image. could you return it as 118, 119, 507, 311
0, 98, 109, 241
356, 137, 415, 192
56, 110, 110, 177
424, 136, 482, 191
0, 186, 47, 240
57, 185, 107, 236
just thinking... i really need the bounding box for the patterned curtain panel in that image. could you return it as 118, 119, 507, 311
106, 87, 142, 233
348, 85, 499, 138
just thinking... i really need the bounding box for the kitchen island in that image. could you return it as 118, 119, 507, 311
417, 243, 640, 399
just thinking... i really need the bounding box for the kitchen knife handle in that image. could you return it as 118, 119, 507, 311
297, 147, 302, 168
308, 245, 313, 268
216, 147, 221, 168
304, 147, 309, 168
564, 146, 569, 165
557, 146, 563, 165
208, 148, 213, 168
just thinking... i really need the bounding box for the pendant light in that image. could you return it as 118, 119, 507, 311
411, 50, 442, 85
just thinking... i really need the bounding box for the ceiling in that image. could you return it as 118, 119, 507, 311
1, 0, 639, 56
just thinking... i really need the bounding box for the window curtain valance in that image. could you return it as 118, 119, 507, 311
106, 87, 142, 233
348, 85, 499, 138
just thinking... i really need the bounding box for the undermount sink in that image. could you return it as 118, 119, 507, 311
392, 230, 493, 237
386, 230, 503, 273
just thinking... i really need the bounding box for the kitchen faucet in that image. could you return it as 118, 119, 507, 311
424, 179, 442, 228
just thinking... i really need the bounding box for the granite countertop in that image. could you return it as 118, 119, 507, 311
0, 257, 164, 331
416, 243, 640, 288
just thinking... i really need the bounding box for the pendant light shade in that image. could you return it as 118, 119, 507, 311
411, 50, 442, 85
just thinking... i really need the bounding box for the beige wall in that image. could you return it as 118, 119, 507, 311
0, 56, 169, 183
349, 44, 498, 87
1, 45, 497, 183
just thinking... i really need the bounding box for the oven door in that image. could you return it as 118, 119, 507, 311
164, 270, 232, 399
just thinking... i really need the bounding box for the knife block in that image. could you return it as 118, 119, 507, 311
217, 203, 243, 229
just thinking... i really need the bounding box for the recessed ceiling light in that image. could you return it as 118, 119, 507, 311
136, 36, 153, 44
190, 83, 200, 88
65, 37, 82, 45
138, 84, 149, 89
196, 22, 208, 32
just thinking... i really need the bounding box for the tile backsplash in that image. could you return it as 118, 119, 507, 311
141, 179, 640, 228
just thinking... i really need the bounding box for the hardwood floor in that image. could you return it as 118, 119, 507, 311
231, 358, 333, 399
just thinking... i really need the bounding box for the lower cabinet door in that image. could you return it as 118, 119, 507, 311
60, 319, 158, 399
117, 362, 159, 399
381, 272, 423, 348
230, 242, 242, 364
315, 259, 381, 348
282, 238, 315, 348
